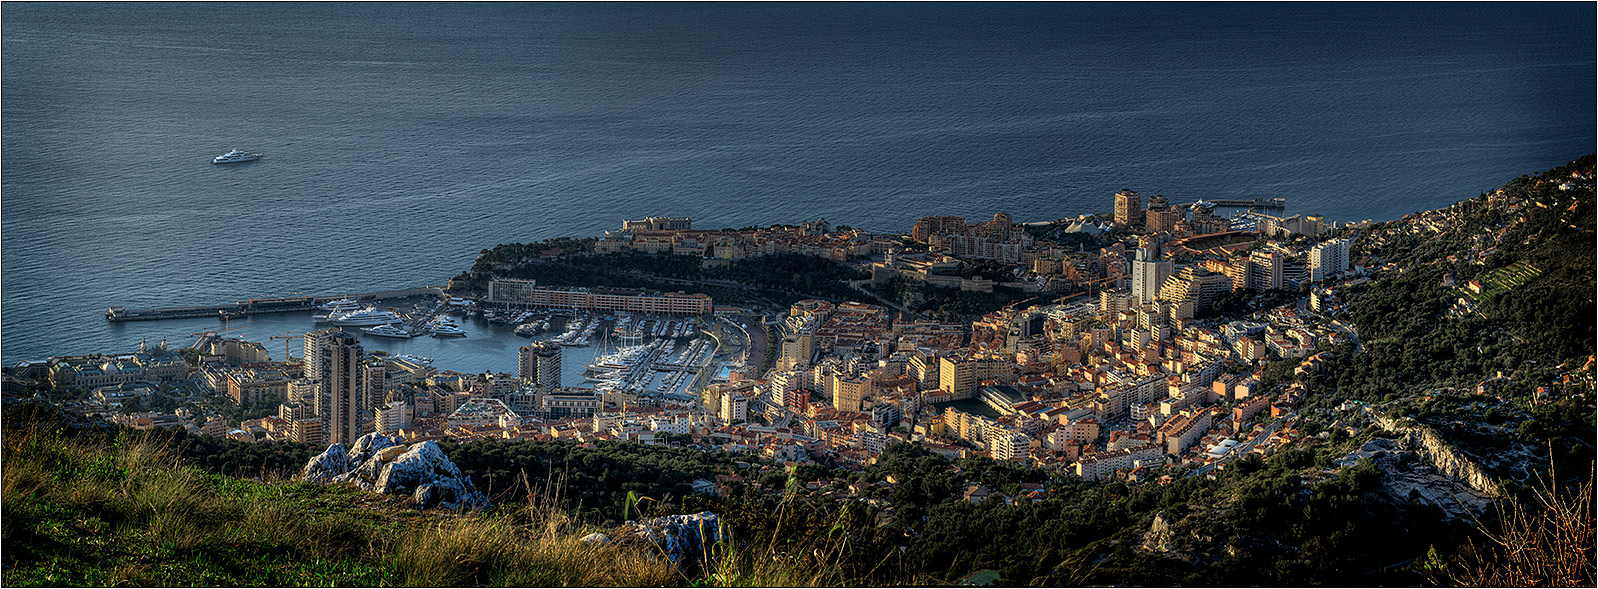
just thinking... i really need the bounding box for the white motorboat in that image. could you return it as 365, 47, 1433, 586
331, 308, 403, 327
360, 324, 414, 338
317, 298, 359, 311
431, 318, 467, 337
212, 148, 262, 164
313, 298, 362, 321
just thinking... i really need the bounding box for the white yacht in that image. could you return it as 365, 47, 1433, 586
317, 298, 359, 311
313, 299, 362, 321
360, 324, 414, 338
331, 308, 403, 327
431, 318, 467, 337
212, 148, 262, 164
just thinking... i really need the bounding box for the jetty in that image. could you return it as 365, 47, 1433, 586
105, 286, 445, 322
1178, 197, 1287, 214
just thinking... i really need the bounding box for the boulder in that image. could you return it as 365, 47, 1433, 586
332, 451, 389, 490
299, 437, 488, 510
377, 445, 407, 462
414, 484, 442, 510
300, 443, 350, 484
373, 441, 490, 510
347, 432, 398, 466
581, 532, 611, 545
624, 511, 723, 571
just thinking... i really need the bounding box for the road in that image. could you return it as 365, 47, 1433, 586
1185, 412, 1293, 478
1329, 320, 1363, 354
731, 313, 771, 376
686, 312, 768, 396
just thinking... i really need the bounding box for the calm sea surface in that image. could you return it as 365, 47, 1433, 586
3, 3, 1593, 369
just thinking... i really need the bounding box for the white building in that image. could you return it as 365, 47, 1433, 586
991, 430, 1033, 462
651, 415, 692, 435
852, 430, 888, 455
1130, 247, 1174, 304
1308, 238, 1352, 283
719, 393, 749, 424
374, 400, 412, 434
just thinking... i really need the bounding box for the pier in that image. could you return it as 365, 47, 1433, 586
1179, 197, 1288, 215
106, 286, 445, 322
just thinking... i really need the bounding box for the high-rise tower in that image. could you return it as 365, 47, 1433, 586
321, 331, 366, 446
1113, 189, 1143, 229
518, 341, 562, 394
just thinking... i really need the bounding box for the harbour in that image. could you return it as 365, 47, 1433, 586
93, 285, 734, 402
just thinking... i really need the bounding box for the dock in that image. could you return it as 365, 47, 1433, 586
1179, 198, 1288, 214
106, 286, 446, 322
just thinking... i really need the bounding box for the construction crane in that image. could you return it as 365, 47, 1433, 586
187, 326, 247, 337
1077, 274, 1122, 299
1003, 296, 1039, 312
186, 326, 247, 350
269, 331, 307, 363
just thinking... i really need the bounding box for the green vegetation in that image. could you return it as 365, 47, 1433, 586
870, 275, 1040, 321
458, 250, 867, 309
1, 416, 668, 586
1458, 260, 1541, 303
688, 443, 1483, 586
0, 404, 703, 587
440, 438, 742, 524
1308, 155, 1595, 486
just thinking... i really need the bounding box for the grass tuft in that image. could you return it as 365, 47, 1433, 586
1454, 459, 1596, 587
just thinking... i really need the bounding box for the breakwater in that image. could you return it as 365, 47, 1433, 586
105, 287, 446, 322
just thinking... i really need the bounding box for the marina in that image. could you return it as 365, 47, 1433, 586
101, 289, 733, 403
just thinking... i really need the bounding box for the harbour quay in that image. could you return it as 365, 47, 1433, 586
105, 286, 445, 322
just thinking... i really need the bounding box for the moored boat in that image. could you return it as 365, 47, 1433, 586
360, 324, 414, 338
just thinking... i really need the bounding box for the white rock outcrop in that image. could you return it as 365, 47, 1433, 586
1141, 512, 1176, 553
299, 436, 489, 510
300, 442, 351, 484
623, 511, 723, 571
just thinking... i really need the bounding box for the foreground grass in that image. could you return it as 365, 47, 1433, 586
1, 415, 859, 587
1, 424, 681, 587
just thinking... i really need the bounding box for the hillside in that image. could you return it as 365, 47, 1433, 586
1307, 154, 1596, 490
5, 158, 1594, 587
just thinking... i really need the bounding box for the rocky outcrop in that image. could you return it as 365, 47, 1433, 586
301, 442, 351, 484
299, 436, 489, 510
1372, 413, 1503, 498
374, 441, 490, 510
301, 433, 399, 485
623, 512, 723, 571
1336, 436, 1496, 519
1141, 512, 1176, 553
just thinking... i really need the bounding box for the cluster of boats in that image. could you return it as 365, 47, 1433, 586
611, 314, 696, 340
582, 337, 715, 397
549, 315, 601, 347
312, 298, 467, 339
483, 309, 538, 325
514, 319, 550, 337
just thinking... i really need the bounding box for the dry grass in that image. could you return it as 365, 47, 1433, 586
4, 417, 887, 587
697, 493, 899, 587
1, 426, 679, 586
1455, 462, 1596, 587
387, 473, 676, 586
